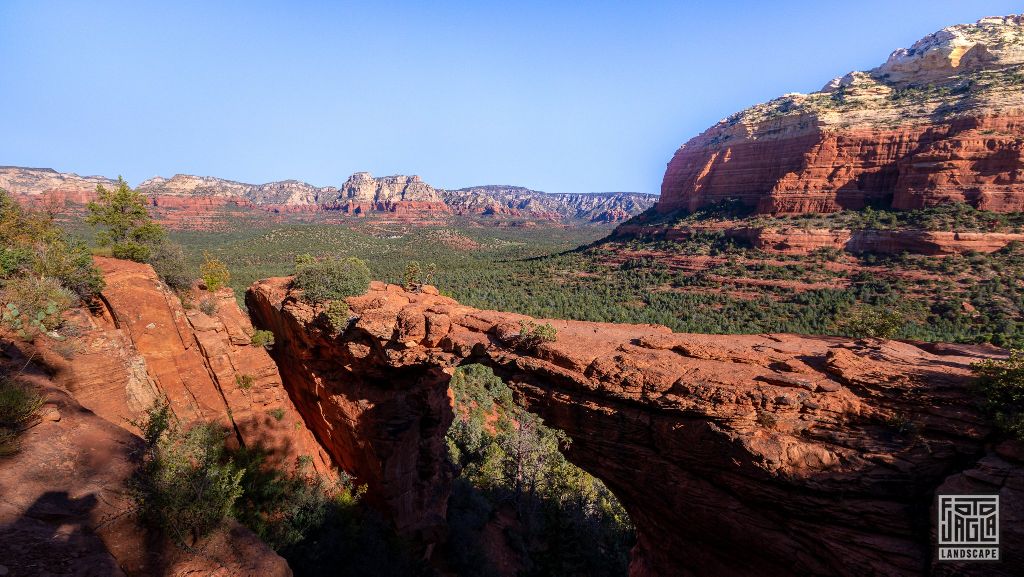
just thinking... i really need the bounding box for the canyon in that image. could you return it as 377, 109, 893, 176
0, 166, 656, 227
247, 276, 1023, 577
659, 15, 1024, 217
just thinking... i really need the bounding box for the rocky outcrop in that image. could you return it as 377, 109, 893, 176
0, 166, 116, 206
0, 350, 293, 577
660, 15, 1024, 216
0, 256, 329, 576
615, 222, 1024, 255
247, 278, 1023, 577
44, 257, 333, 475
442, 185, 657, 222
3, 166, 653, 225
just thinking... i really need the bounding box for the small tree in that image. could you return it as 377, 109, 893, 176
833, 304, 904, 339
130, 400, 244, 545
200, 253, 230, 291
86, 177, 165, 262
515, 320, 558, 350
973, 350, 1024, 439
293, 256, 371, 303
404, 261, 422, 291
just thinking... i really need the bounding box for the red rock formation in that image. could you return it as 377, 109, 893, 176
247, 278, 1023, 577
45, 257, 333, 475
615, 222, 1024, 256
0, 343, 292, 577
661, 114, 1024, 216
660, 16, 1024, 216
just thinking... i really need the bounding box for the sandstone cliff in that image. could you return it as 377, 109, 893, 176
660, 14, 1024, 215
247, 278, 1023, 577
0, 257, 338, 576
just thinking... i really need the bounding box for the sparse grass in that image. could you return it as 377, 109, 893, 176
0, 376, 44, 456
236, 374, 255, 390
250, 329, 275, 348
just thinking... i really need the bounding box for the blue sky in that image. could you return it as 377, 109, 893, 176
1, 1, 1021, 193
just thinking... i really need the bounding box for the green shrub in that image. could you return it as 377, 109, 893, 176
86, 177, 165, 262
515, 320, 558, 350
200, 253, 231, 291
317, 301, 350, 335
198, 297, 218, 316
234, 451, 359, 553
268, 407, 285, 421
832, 305, 904, 339
1, 276, 75, 340
130, 401, 245, 545
0, 188, 103, 300
293, 257, 371, 303
149, 241, 194, 291
0, 377, 44, 456
404, 261, 421, 291
236, 374, 255, 390
973, 350, 1024, 439
251, 329, 275, 348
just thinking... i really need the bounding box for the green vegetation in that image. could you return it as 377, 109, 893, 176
130, 400, 244, 545
96, 212, 1017, 348
293, 256, 371, 303
268, 407, 285, 421
832, 304, 906, 339
973, 350, 1024, 439
0, 377, 44, 456
86, 177, 165, 262
445, 364, 633, 576
149, 241, 194, 291
317, 301, 350, 335
200, 252, 231, 291
1, 188, 102, 340
251, 329, 275, 348
236, 374, 255, 390
516, 320, 558, 350
2, 276, 75, 340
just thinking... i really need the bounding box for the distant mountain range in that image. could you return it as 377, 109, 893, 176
0, 166, 656, 224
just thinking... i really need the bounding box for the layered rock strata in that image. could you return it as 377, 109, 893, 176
248, 278, 1023, 577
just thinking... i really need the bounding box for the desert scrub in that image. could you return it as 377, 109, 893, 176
0, 188, 103, 300
1, 276, 75, 340
831, 304, 905, 339
198, 297, 218, 316
200, 252, 231, 291
293, 256, 371, 303
236, 374, 256, 390
973, 350, 1024, 439
317, 301, 350, 335
0, 377, 44, 456
268, 407, 285, 421
250, 329, 275, 348
149, 241, 194, 291
515, 320, 558, 350
131, 400, 244, 545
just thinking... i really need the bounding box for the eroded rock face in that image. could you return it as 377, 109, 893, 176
615, 222, 1024, 256
247, 278, 1022, 577
44, 257, 333, 475
441, 185, 657, 222
0, 324, 294, 576
660, 15, 1024, 216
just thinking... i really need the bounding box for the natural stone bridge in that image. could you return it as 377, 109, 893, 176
247, 278, 1022, 577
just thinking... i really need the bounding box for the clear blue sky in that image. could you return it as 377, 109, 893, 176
1, 1, 1020, 193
